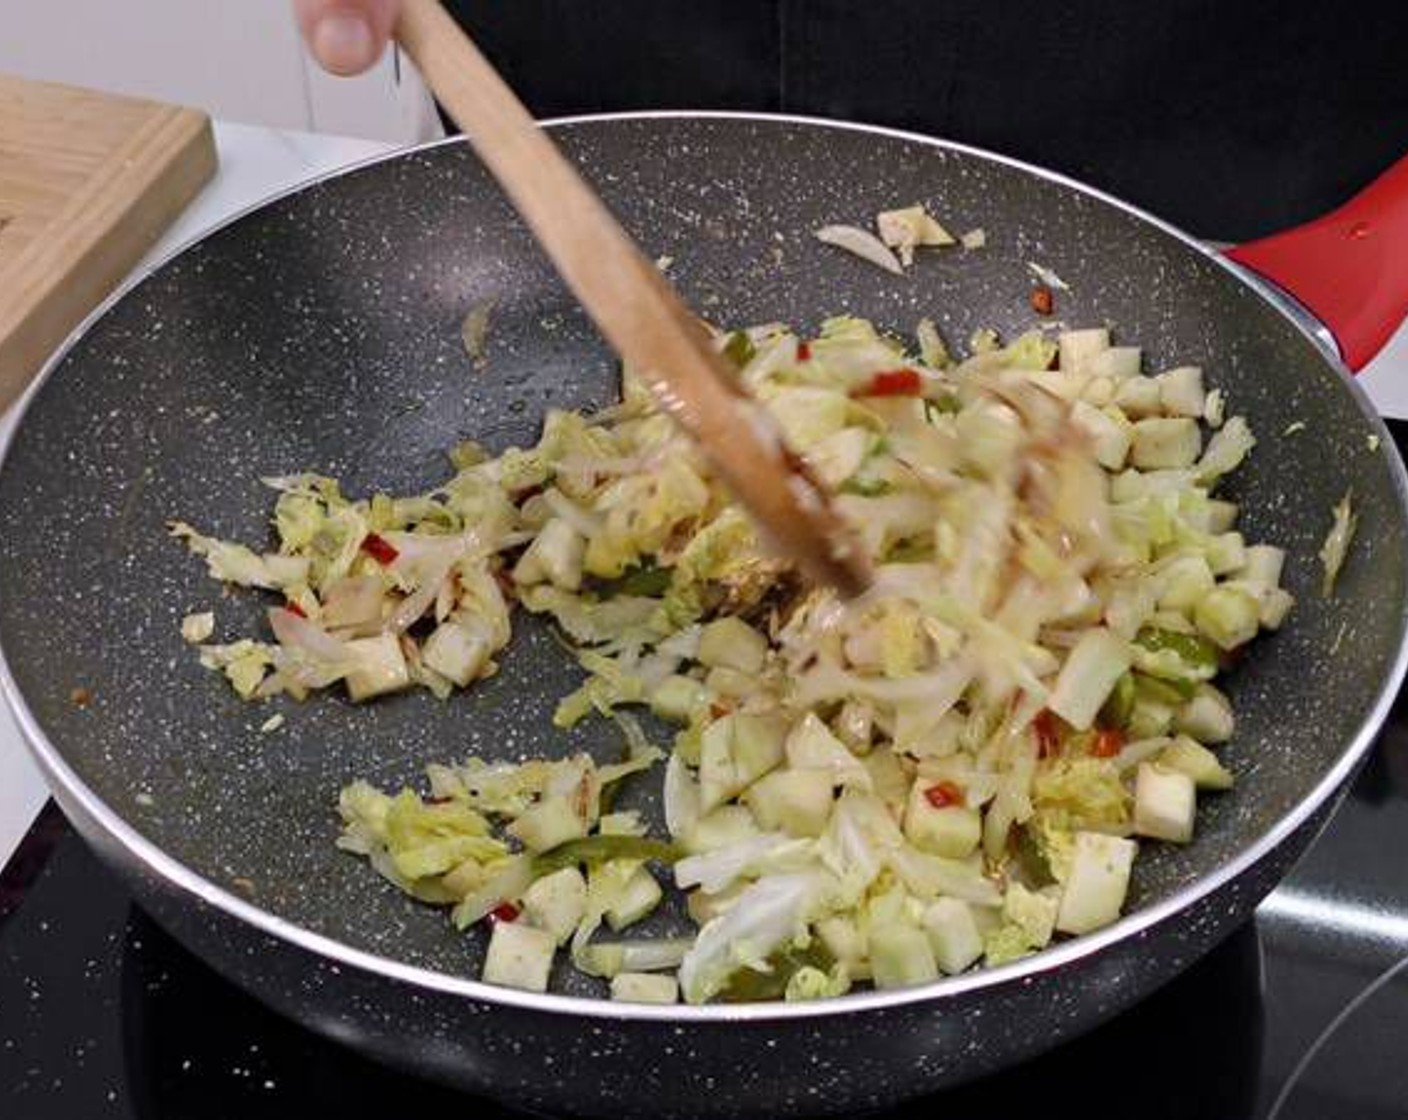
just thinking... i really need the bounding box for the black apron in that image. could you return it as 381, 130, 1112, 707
443, 0, 1408, 241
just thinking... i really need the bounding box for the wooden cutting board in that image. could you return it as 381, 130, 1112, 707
0, 74, 217, 411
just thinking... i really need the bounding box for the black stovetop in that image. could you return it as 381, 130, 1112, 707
5, 461, 1408, 1120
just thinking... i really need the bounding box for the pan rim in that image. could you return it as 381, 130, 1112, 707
1, 109, 1406, 1024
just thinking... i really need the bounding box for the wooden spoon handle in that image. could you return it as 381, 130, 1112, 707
394, 0, 870, 596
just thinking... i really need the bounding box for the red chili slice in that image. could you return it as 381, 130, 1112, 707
924, 780, 964, 809
361, 532, 400, 565
487, 902, 520, 925
283, 601, 308, 619
1091, 728, 1125, 758
1033, 709, 1061, 759
852, 368, 923, 398
797, 341, 812, 361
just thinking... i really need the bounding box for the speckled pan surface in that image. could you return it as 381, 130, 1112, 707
1, 114, 1406, 1114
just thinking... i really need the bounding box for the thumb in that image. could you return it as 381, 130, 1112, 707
293, 0, 402, 76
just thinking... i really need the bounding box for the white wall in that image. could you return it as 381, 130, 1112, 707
0, 0, 440, 143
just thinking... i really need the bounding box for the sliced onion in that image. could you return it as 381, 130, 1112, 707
814, 225, 903, 275
674, 833, 793, 894
663, 753, 700, 839
385, 550, 462, 634
451, 854, 533, 929
321, 575, 386, 631
381, 528, 488, 573
1027, 261, 1071, 291
578, 938, 693, 977
268, 607, 356, 663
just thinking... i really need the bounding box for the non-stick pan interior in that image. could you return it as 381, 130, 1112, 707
1, 116, 1403, 996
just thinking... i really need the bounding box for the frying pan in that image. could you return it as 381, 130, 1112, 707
2, 114, 1407, 1119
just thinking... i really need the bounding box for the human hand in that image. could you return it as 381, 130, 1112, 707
293, 0, 402, 76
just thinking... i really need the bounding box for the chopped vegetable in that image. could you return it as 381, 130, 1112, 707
180, 611, 215, 643
852, 368, 924, 398
904, 779, 980, 858
483, 920, 556, 991
521, 867, 588, 943
179, 312, 1286, 1003
1133, 763, 1196, 843
923, 898, 984, 974
611, 972, 679, 1004
696, 617, 768, 673
1048, 629, 1132, 731
1194, 586, 1261, 651
461, 299, 495, 364
1204, 388, 1227, 428
360, 532, 399, 565
1157, 366, 1205, 418
876, 204, 955, 266
870, 923, 939, 989
1028, 262, 1070, 291
1058, 328, 1110, 374
1319, 490, 1357, 597
814, 225, 903, 275
1159, 736, 1234, 791
1197, 415, 1256, 482
1131, 418, 1202, 470
915, 319, 952, 368
1055, 832, 1137, 935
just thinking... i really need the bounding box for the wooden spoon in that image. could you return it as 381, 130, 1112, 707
394, 0, 871, 596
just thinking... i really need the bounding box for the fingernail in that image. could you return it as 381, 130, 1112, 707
311, 12, 379, 75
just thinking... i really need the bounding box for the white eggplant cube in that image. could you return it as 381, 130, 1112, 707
744, 769, 835, 838
422, 621, 491, 687
1156, 366, 1206, 417
1047, 628, 1131, 731
922, 898, 984, 975
520, 867, 588, 944
1134, 763, 1196, 843
903, 781, 981, 858
483, 920, 557, 992
1056, 832, 1137, 936
611, 973, 679, 1004
344, 634, 411, 702
869, 924, 939, 990
1130, 418, 1202, 470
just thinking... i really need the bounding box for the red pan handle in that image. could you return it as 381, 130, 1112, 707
1226, 153, 1408, 372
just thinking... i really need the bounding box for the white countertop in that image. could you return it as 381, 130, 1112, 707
2, 121, 1407, 864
